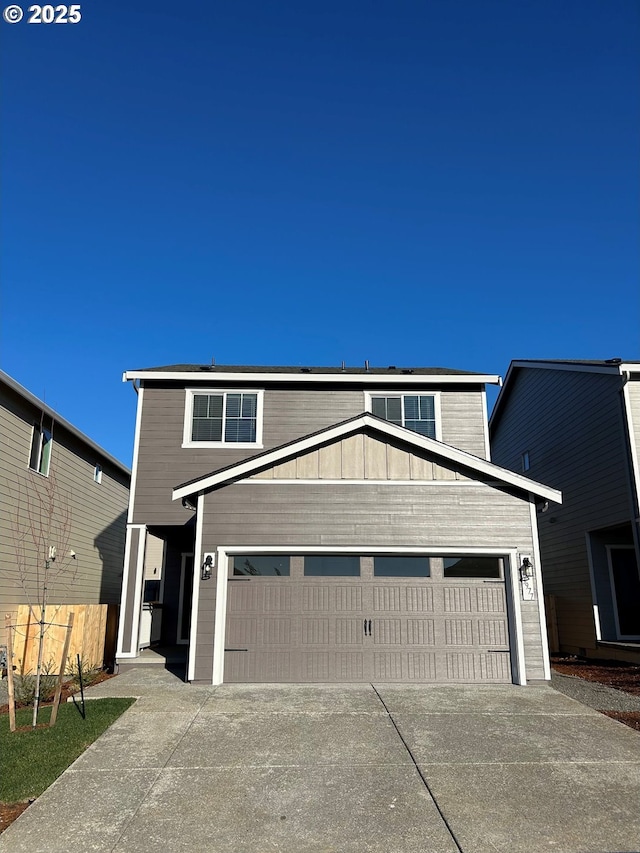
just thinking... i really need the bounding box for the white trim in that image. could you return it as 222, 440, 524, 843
242, 479, 493, 486
529, 498, 550, 680
606, 545, 640, 640
481, 389, 491, 461
212, 550, 229, 686
127, 386, 144, 524
172, 414, 563, 503
187, 494, 204, 681
125, 370, 502, 385
215, 544, 516, 555
116, 524, 141, 656
363, 390, 442, 441
619, 363, 640, 375
622, 379, 640, 515
506, 550, 527, 685
177, 553, 194, 645
182, 388, 264, 449
585, 532, 602, 642
130, 526, 147, 654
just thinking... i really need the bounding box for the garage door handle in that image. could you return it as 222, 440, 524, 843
363, 619, 372, 636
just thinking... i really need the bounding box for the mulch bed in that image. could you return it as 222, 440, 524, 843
551, 655, 640, 696
551, 654, 640, 732
0, 802, 31, 833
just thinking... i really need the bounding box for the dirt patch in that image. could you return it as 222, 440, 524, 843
551, 655, 640, 696
601, 711, 640, 732
0, 801, 31, 834
0, 670, 116, 715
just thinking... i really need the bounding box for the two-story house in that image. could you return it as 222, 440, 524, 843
0, 370, 130, 666
116, 363, 560, 685
490, 359, 640, 664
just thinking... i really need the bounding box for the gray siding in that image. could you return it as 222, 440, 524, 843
194, 480, 545, 680
491, 367, 633, 654
0, 383, 130, 648
132, 383, 490, 525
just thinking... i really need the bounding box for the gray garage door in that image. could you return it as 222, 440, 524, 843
224, 554, 512, 683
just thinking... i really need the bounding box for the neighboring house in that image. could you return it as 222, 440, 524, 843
490, 359, 640, 664
117, 363, 560, 686
0, 370, 131, 661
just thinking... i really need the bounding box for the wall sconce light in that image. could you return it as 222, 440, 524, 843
520, 557, 534, 580
201, 553, 214, 581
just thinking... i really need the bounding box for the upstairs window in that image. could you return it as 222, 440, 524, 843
367, 393, 440, 439
29, 419, 52, 476
183, 390, 263, 447
94, 464, 103, 484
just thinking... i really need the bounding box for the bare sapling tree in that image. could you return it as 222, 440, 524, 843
11, 455, 77, 727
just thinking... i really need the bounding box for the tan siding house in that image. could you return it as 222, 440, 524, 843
490, 359, 640, 664
117, 364, 559, 686
0, 371, 130, 662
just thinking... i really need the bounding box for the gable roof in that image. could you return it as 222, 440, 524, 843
123, 364, 502, 385
490, 358, 640, 432
0, 370, 130, 477
172, 413, 562, 503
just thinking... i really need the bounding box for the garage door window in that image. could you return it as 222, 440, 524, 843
304, 556, 360, 576
373, 556, 431, 577
443, 556, 501, 578
232, 555, 291, 576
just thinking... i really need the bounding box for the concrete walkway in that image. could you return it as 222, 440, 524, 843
2, 671, 639, 853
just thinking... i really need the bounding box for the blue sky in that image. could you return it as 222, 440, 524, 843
2, 0, 638, 465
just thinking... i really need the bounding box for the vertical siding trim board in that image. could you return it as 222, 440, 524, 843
585, 532, 602, 642
529, 497, 550, 680
622, 380, 640, 547
126, 385, 144, 524
212, 550, 229, 685
187, 493, 205, 682
130, 528, 147, 657
507, 549, 527, 685
117, 524, 145, 657
481, 390, 491, 461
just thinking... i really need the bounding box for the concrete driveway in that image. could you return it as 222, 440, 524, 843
2, 670, 639, 853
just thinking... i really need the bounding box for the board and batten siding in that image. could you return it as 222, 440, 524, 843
491, 367, 632, 654
194, 480, 545, 681
251, 433, 471, 481
0, 384, 129, 648
132, 382, 490, 525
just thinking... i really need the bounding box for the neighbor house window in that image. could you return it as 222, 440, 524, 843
367, 393, 439, 439
94, 464, 102, 484
183, 390, 263, 447
29, 420, 52, 476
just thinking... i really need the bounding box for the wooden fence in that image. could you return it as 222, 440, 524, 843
10, 604, 112, 674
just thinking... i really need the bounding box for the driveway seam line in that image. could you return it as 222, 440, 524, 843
371, 684, 465, 853
105, 694, 210, 853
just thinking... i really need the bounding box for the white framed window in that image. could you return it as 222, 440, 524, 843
521, 451, 530, 472
94, 464, 103, 484
29, 420, 52, 476
183, 389, 264, 448
365, 391, 441, 440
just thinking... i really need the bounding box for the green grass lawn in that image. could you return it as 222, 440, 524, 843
0, 699, 134, 802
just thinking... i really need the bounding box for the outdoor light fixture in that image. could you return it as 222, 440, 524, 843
520, 557, 534, 580
201, 553, 214, 581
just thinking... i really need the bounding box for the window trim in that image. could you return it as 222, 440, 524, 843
182, 388, 264, 448
364, 391, 442, 441
28, 421, 52, 477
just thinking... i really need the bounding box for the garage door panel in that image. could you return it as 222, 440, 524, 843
223, 558, 513, 684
